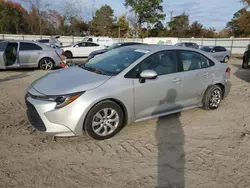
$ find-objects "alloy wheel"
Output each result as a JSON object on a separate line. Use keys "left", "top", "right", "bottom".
{"left": 92, "top": 108, "right": 120, "bottom": 136}
{"left": 209, "top": 89, "right": 221, "bottom": 108}
{"left": 40, "top": 59, "right": 53, "bottom": 70}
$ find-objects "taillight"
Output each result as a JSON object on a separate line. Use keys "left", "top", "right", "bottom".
{"left": 226, "top": 68, "right": 231, "bottom": 73}
{"left": 61, "top": 50, "right": 65, "bottom": 56}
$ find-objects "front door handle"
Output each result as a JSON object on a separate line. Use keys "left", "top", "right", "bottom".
{"left": 172, "top": 78, "right": 181, "bottom": 83}
{"left": 204, "top": 72, "right": 210, "bottom": 76}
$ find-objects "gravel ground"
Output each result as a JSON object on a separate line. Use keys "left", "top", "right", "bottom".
{"left": 0, "top": 58, "right": 250, "bottom": 188}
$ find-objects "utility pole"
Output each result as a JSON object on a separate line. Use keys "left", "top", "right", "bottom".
{"left": 169, "top": 11, "right": 173, "bottom": 22}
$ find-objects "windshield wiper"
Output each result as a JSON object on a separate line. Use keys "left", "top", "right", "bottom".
{"left": 79, "top": 64, "right": 107, "bottom": 75}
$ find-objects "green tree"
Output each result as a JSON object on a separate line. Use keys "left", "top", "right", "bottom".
{"left": 124, "top": 0, "right": 165, "bottom": 29}
{"left": 227, "top": 8, "right": 250, "bottom": 37}
{"left": 90, "top": 5, "right": 115, "bottom": 36}
{"left": 189, "top": 21, "right": 204, "bottom": 37}
{"left": 168, "top": 13, "right": 189, "bottom": 37}
{"left": 116, "top": 15, "right": 129, "bottom": 37}
{"left": 150, "top": 21, "right": 165, "bottom": 37}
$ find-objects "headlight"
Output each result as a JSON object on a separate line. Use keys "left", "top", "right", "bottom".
{"left": 30, "top": 92, "right": 84, "bottom": 109}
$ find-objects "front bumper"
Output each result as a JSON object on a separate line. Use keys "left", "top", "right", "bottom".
{"left": 25, "top": 90, "right": 94, "bottom": 137}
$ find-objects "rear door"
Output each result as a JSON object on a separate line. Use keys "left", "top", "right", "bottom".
{"left": 212, "top": 46, "right": 224, "bottom": 61}
{"left": 72, "top": 42, "right": 87, "bottom": 57}
{"left": 19, "top": 42, "right": 43, "bottom": 67}
{"left": 85, "top": 42, "right": 102, "bottom": 56}
{"left": 177, "top": 50, "right": 215, "bottom": 107}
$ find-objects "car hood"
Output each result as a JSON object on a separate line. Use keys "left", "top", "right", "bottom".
{"left": 31, "top": 66, "right": 111, "bottom": 95}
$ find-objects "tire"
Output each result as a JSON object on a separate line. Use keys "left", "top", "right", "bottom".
{"left": 39, "top": 58, "right": 55, "bottom": 70}
{"left": 202, "top": 85, "right": 223, "bottom": 110}
{"left": 223, "top": 56, "right": 229, "bottom": 63}
{"left": 242, "top": 62, "right": 248, "bottom": 69}
{"left": 64, "top": 51, "right": 73, "bottom": 59}
{"left": 84, "top": 100, "right": 125, "bottom": 140}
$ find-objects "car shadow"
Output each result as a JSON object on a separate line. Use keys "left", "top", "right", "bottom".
{"left": 232, "top": 63, "right": 250, "bottom": 83}
{"left": 154, "top": 88, "right": 185, "bottom": 188}
{"left": 0, "top": 72, "right": 29, "bottom": 82}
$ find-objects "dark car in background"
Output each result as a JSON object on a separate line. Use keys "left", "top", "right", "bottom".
{"left": 87, "top": 42, "right": 144, "bottom": 61}
{"left": 242, "top": 44, "right": 250, "bottom": 68}
{"left": 175, "top": 42, "right": 199, "bottom": 49}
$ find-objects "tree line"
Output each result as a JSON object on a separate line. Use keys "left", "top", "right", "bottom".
{"left": 0, "top": 0, "right": 249, "bottom": 38}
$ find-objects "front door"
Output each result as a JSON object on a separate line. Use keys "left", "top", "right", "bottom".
{"left": 73, "top": 42, "right": 87, "bottom": 57}
{"left": 178, "top": 50, "right": 215, "bottom": 107}
{"left": 129, "top": 50, "right": 183, "bottom": 120}
{"left": 4, "top": 42, "right": 19, "bottom": 68}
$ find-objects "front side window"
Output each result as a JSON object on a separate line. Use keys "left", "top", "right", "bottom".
{"left": 81, "top": 47, "right": 147, "bottom": 76}
{"left": 75, "top": 42, "right": 86, "bottom": 47}
{"left": 219, "top": 47, "right": 226, "bottom": 51}
{"left": 0, "top": 41, "right": 7, "bottom": 51}
{"left": 180, "top": 51, "right": 214, "bottom": 71}
{"left": 20, "top": 43, "right": 42, "bottom": 51}
{"left": 126, "top": 50, "right": 178, "bottom": 78}
{"left": 86, "top": 42, "right": 99, "bottom": 47}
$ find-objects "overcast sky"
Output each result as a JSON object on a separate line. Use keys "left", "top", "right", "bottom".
{"left": 16, "top": 0, "right": 244, "bottom": 31}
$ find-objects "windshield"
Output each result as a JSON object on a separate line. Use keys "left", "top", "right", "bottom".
{"left": 200, "top": 46, "right": 212, "bottom": 52}
{"left": 80, "top": 47, "right": 148, "bottom": 76}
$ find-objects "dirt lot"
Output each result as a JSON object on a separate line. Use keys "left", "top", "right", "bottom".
{"left": 0, "top": 58, "right": 250, "bottom": 188}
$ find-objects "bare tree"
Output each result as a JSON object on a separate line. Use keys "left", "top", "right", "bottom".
{"left": 127, "top": 11, "right": 138, "bottom": 37}
{"left": 22, "top": 0, "right": 50, "bottom": 35}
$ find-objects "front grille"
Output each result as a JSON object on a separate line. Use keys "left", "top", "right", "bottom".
{"left": 25, "top": 99, "right": 46, "bottom": 132}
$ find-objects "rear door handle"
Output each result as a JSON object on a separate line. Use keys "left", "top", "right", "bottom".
{"left": 172, "top": 78, "right": 181, "bottom": 83}
{"left": 204, "top": 72, "right": 210, "bottom": 76}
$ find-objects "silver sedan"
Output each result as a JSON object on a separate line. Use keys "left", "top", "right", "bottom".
{"left": 25, "top": 45, "right": 231, "bottom": 140}
{"left": 199, "top": 45, "right": 231, "bottom": 63}
{"left": 0, "top": 40, "right": 66, "bottom": 70}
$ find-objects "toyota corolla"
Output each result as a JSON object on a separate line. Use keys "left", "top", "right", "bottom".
{"left": 25, "top": 45, "right": 231, "bottom": 140}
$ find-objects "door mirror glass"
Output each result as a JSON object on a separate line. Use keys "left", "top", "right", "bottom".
{"left": 140, "top": 70, "right": 158, "bottom": 79}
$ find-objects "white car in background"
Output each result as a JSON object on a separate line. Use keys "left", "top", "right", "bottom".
{"left": 82, "top": 36, "right": 113, "bottom": 47}
{"left": 62, "top": 41, "right": 106, "bottom": 59}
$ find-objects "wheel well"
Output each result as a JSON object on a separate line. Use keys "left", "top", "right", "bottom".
{"left": 215, "top": 83, "right": 225, "bottom": 99}
{"left": 39, "top": 57, "right": 55, "bottom": 67}
{"left": 82, "top": 98, "right": 128, "bottom": 131}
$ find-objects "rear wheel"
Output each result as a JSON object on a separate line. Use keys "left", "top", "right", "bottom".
{"left": 203, "top": 85, "right": 223, "bottom": 110}
{"left": 39, "top": 58, "right": 54, "bottom": 70}
{"left": 224, "top": 56, "right": 229, "bottom": 63}
{"left": 84, "top": 100, "right": 124, "bottom": 140}
{"left": 64, "top": 51, "right": 72, "bottom": 59}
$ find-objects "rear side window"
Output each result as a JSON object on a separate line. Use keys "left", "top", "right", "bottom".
{"left": 179, "top": 51, "right": 214, "bottom": 71}
{"left": 0, "top": 41, "right": 7, "bottom": 51}
{"left": 20, "top": 42, "right": 42, "bottom": 51}
{"left": 87, "top": 38, "right": 93, "bottom": 42}
{"left": 213, "top": 47, "right": 221, "bottom": 52}
{"left": 38, "top": 39, "right": 49, "bottom": 43}
{"left": 86, "top": 42, "right": 99, "bottom": 47}
{"left": 219, "top": 47, "right": 226, "bottom": 51}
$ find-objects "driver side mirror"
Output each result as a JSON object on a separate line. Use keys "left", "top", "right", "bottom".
{"left": 212, "top": 50, "right": 215, "bottom": 53}
{"left": 75, "top": 45, "right": 79, "bottom": 48}
{"left": 139, "top": 70, "right": 158, "bottom": 83}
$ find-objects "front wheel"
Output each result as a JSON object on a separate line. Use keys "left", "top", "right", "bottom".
{"left": 203, "top": 85, "right": 223, "bottom": 110}
{"left": 84, "top": 100, "right": 125, "bottom": 140}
